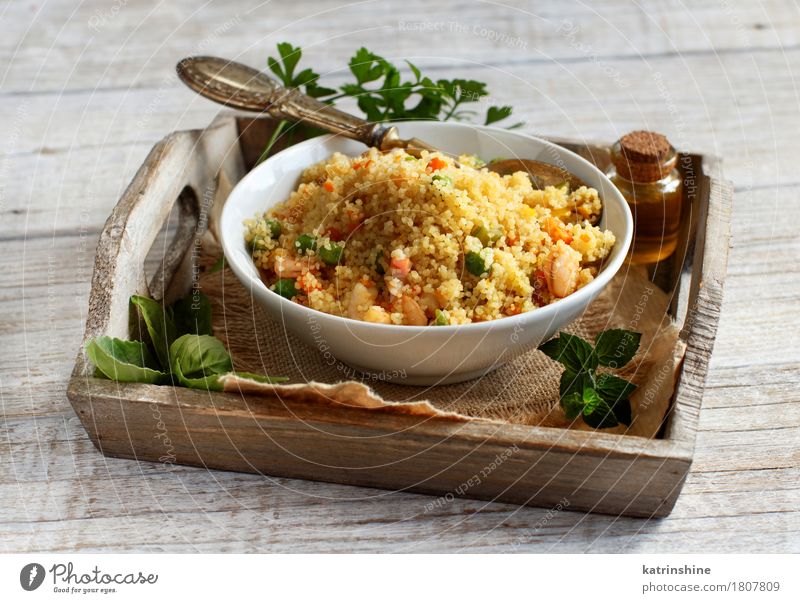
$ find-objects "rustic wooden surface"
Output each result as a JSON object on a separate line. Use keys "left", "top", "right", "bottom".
{"left": 1, "top": 0, "right": 798, "bottom": 552}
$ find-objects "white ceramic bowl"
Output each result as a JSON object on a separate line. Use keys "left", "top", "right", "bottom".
{"left": 221, "top": 121, "right": 632, "bottom": 385}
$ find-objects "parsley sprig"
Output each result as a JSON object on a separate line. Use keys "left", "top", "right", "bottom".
{"left": 539, "top": 329, "right": 642, "bottom": 429}
{"left": 259, "top": 42, "right": 522, "bottom": 160}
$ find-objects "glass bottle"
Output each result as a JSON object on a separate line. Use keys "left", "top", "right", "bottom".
{"left": 607, "top": 131, "right": 683, "bottom": 264}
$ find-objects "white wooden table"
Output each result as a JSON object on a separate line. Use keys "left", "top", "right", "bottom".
{"left": 2, "top": 0, "right": 798, "bottom": 553}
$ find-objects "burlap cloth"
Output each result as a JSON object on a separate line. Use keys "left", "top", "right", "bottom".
{"left": 202, "top": 241, "right": 685, "bottom": 439}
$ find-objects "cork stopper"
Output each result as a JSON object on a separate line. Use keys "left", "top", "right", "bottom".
{"left": 611, "top": 130, "right": 676, "bottom": 182}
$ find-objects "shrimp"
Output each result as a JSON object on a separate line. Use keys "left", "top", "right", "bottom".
{"left": 401, "top": 295, "right": 428, "bottom": 326}
{"left": 363, "top": 305, "right": 392, "bottom": 324}
{"left": 348, "top": 282, "right": 378, "bottom": 320}
{"left": 273, "top": 253, "right": 306, "bottom": 278}
{"left": 545, "top": 242, "right": 581, "bottom": 298}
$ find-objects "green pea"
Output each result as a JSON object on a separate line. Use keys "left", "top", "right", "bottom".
{"left": 318, "top": 242, "right": 343, "bottom": 266}
{"left": 266, "top": 218, "right": 282, "bottom": 239}
{"left": 434, "top": 309, "right": 449, "bottom": 326}
{"left": 272, "top": 278, "right": 298, "bottom": 299}
{"left": 465, "top": 251, "right": 490, "bottom": 277}
{"left": 294, "top": 234, "right": 317, "bottom": 254}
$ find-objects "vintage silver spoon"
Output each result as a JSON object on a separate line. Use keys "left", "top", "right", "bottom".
{"left": 176, "top": 56, "right": 581, "bottom": 187}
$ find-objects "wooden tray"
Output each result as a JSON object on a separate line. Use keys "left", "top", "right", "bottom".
{"left": 66, "top": 115, "right": 732, "bottom": 518}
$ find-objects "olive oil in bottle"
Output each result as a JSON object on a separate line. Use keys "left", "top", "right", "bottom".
{"left": 607, "top": 131, "right": 683, "bottom": 264}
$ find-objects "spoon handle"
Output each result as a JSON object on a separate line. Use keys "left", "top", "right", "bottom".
{"left": 177, "top": 56, "right": 395, "bottom": 148}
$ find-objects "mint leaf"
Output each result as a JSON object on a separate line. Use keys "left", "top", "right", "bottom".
{"left": 559, "top": 368, "right": 592, "bottom": 399}
{"left": 581, "top": 388, "right": 619, "bottom": 429}
{"left": 595, "top": 372, "right": 637, "bottom": 403}
{"left": 594, "top": 329, "right": 641, "bottom": 368}
{"left": 561, "top": 391, "right": 584, "bottom": 420}
{"left": 539, "top": 331, "right": 597, "bottom": 373}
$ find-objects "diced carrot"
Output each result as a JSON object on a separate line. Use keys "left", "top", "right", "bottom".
{"left": 390, "top": 256, "right": 411, "bottom": 278}
{"left": 323, "top": 180, "right": 335, "bottom": 192}
{"left": 545, "top": 217, "right": 573, "bottom": 244}
{"left": 427, "top": 157, "right": 447, "bottom": 172}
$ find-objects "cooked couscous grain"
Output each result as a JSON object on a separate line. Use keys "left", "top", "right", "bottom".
{"left": 244, "top": 148, "right": 615, "bottom": 325}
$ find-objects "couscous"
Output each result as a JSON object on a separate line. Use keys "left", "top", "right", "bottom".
{"left": 244, "top": 148, "right": 615, "bottom": 326}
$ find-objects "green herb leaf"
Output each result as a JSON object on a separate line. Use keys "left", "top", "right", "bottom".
{"left": 86, "top": 336, "right": 166, "bottom": 384}
{"left": 559, "top": 368, "right": 593, "bottom": 399}
{"left": 485, "top": 105, "right": 513, "bottom": 125}
{"left": 538, "top": 331, "right": 598, "bottom": 373}
{"left": 172, "top": 290, "right": 213, "bottom": 337}
{"left": 594, "top": 329, "right": 641, "bottom": 367}
{"left": 581, "top": 387, "right": 620, "bottom": 429}
{"left": 130, "top": 295, "right": 177, "bottom": 370}
{"left": 169, "top": 334, "right": 232, "bottom": 380}
{"left": 561, "top": 391, "right": 585, "bottom": 421}
{"left": 595, "top": 372, "right": 637, "bottom": 404}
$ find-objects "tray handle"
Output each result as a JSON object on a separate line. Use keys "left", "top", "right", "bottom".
{"left": 75, "top": 118, "right": 242, "bottom": 375}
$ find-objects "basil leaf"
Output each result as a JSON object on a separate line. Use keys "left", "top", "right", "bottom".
{"left": 172, "top": 290, "right": 213, "bottom": 336}
{"left": 595, "top": 373, "right": 637, "bottom": 404}
{"left": 539, "top": 332, "right": 598, "bottom": 372}
{"left": 86, "top": 336, "right": 166, "bottom": 384}
{"left": 171, "top": 356, "right": 224, "bottom": 391}
{"left": 594, "top": 329, "right": 641, "bottom": 368}
{"left": 130, "top": 295, "right": 176, "bottom": 370}
{"left": 169, "top": 334, "right": 232, "bottom": 379}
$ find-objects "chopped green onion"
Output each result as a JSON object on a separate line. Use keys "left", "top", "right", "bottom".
{"left": 434, "top": 309, "right": 449, "bottom": 326}
{"left": 266, "top": 218, "right": 282, "bottom": 238}
{"left": 272, "top": 278, "right": 298, "bottom": 299}
{"left": 470, "top": 223, "right": 503, "bottom": 247}
{"left": 318, "top": 242, "right": 344, "bottom": 266}
{"left": 294, "top": 234, "right": 317, "bottom": 254}
{"left": 432, "top": 174, "right": 453, "bottom": 186}
{"left": 246, "top": 234, "right": 265, "bottom": 254}
{"left": 373, "top": 248, "right": 386, "bottom": 275}
{"left": 404, "top": 155, "right": 416, "bottom": 161}
{"left": 465, "top": 251, "right": 490, "bottom": 277}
